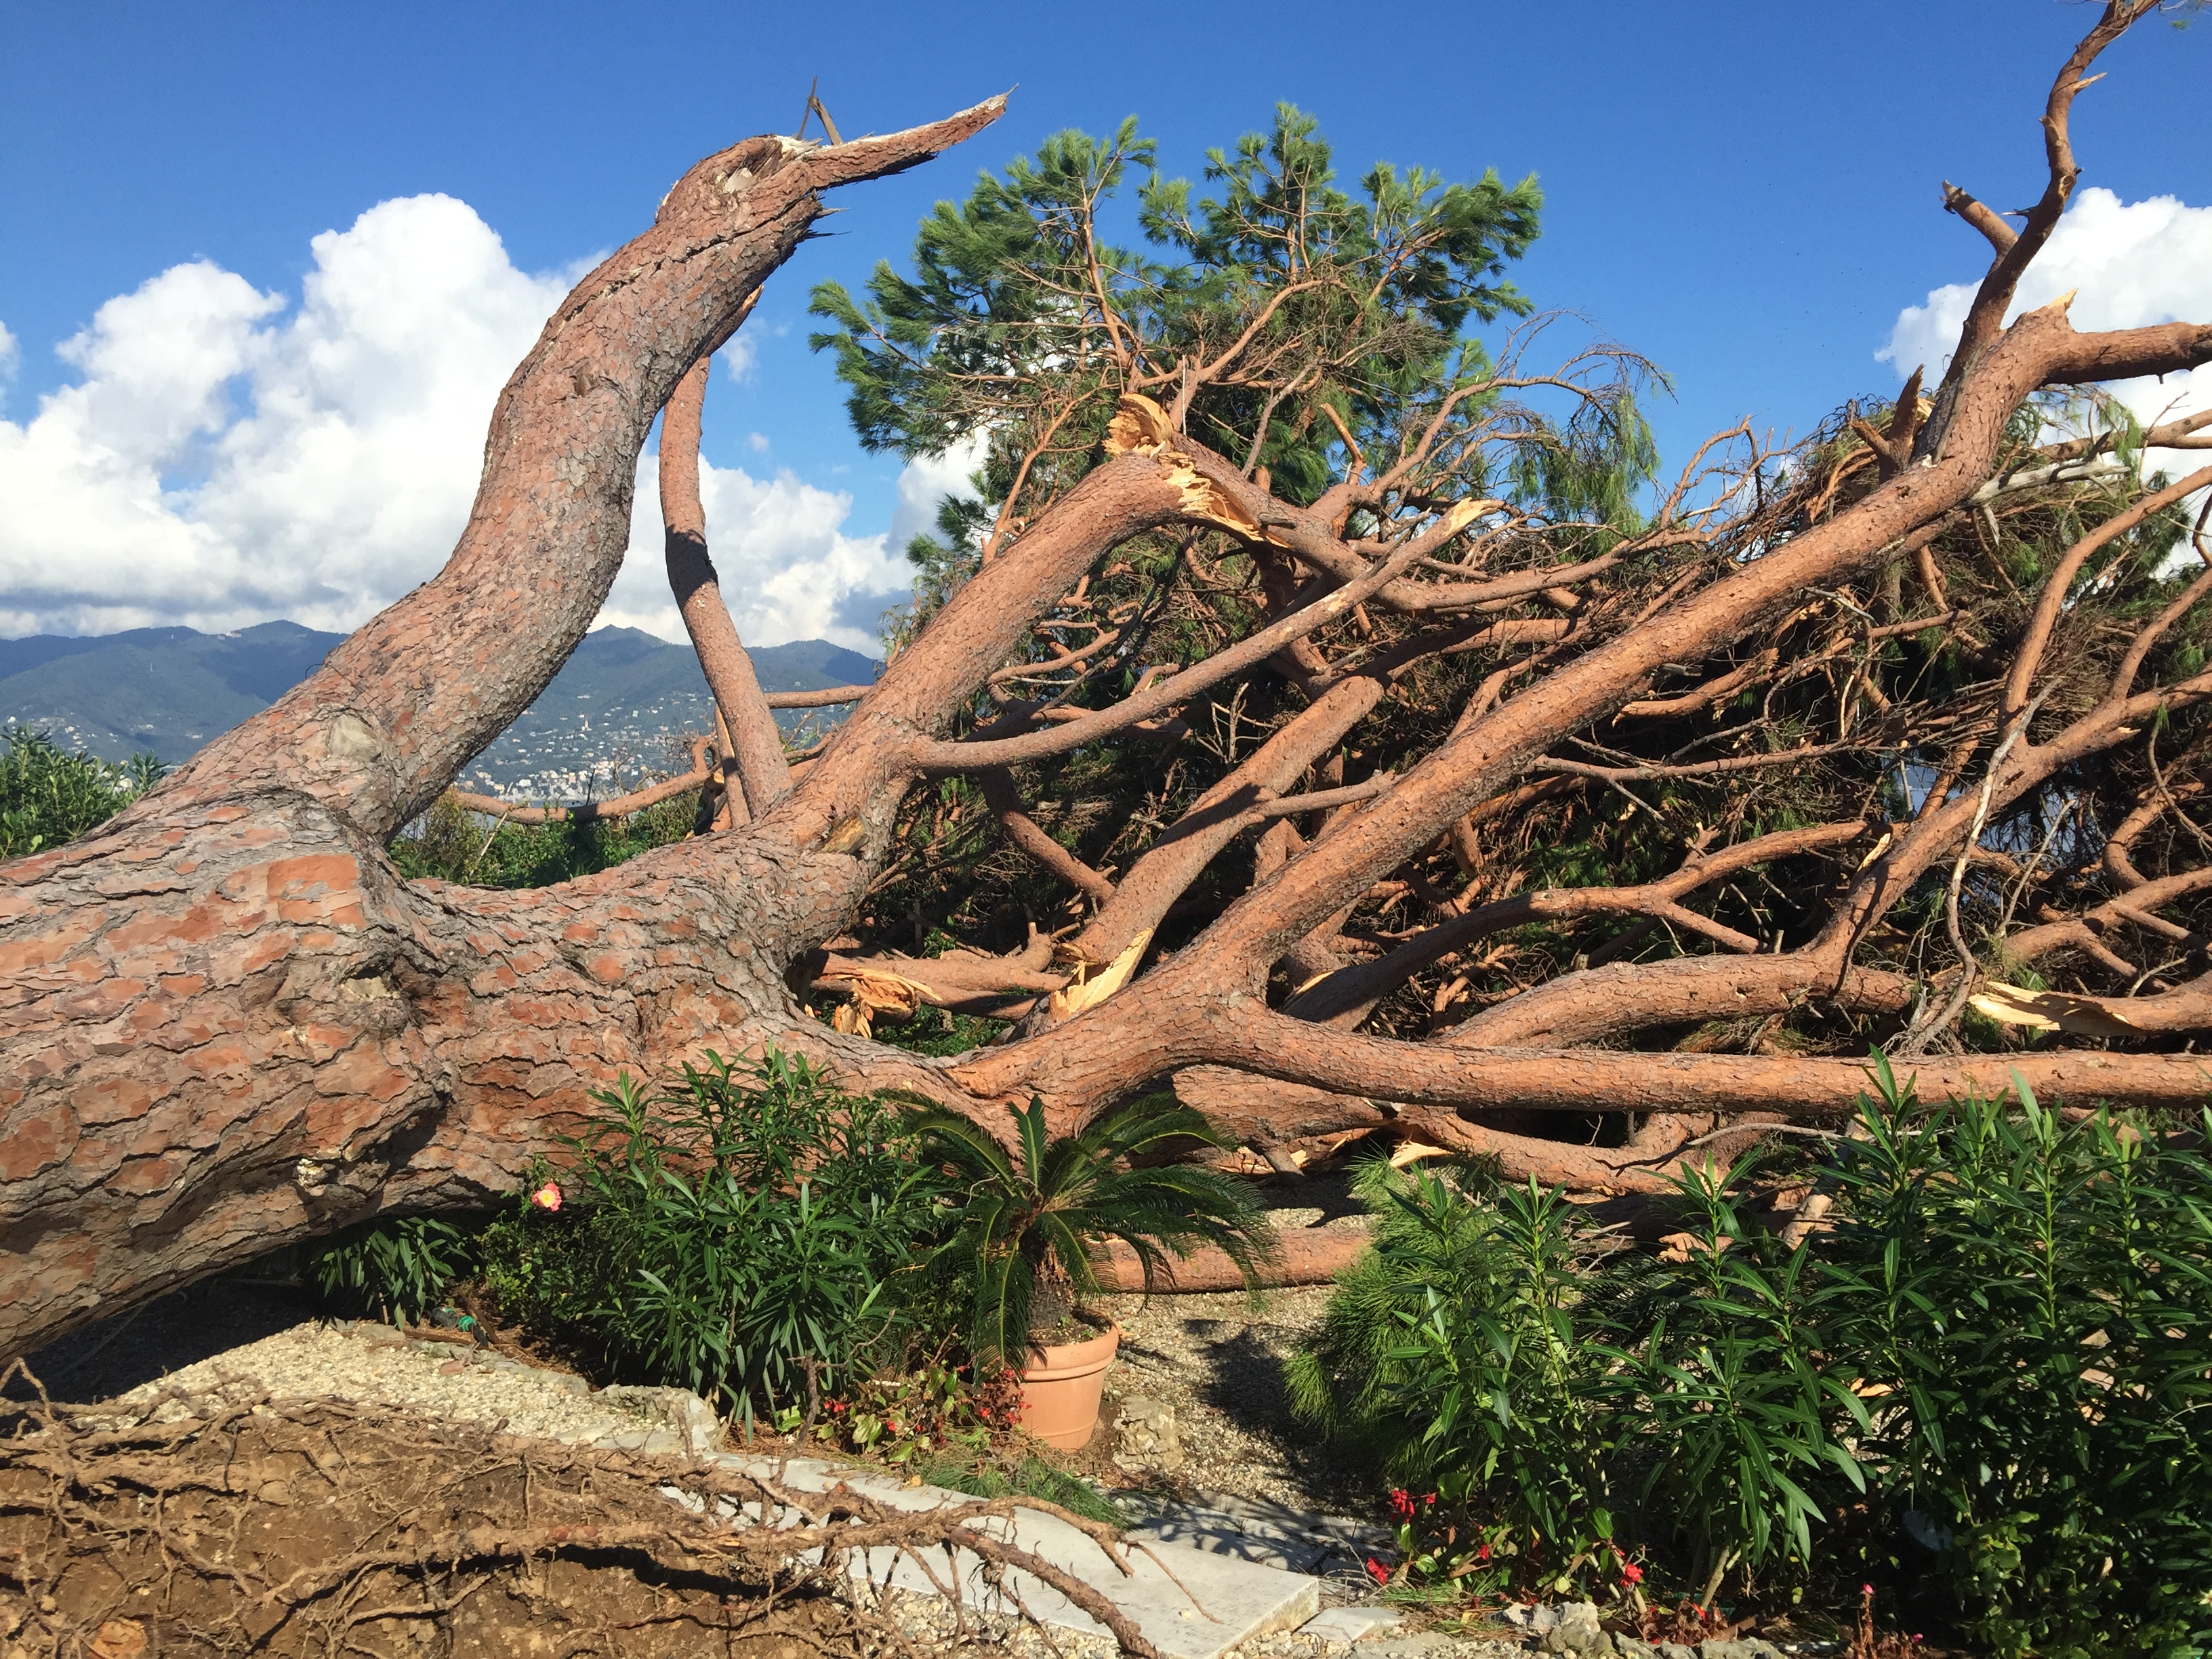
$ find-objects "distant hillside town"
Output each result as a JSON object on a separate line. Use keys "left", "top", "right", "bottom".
{"left": 0, "top": 623, "right": 878, "bottom": 802}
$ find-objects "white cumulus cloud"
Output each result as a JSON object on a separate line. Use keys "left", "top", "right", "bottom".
{"left": 1881, "top": 187, "right": 2212, "bottom": 476}
{"left": 889, "top": 432, "right": 988, "bottom": 553}
{"left": 601, "top": 457, "right": 916, "bottom": 654}
{"left": 0, "top": 194, "right": 943, "bottom": 653}
{"left": 594, "top": 428, "right": 987, "bottom": 653}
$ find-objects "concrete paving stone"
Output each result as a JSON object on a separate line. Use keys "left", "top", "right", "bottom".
{"left": 1122, "top": 1488, "right": 1389, "bottom": 1576}
{"left": 695, "top": 1451, "right": 1321, "bottom": 1659}
{"left": 1298, "top": 1604, "right": 1407, "bottom": 1643}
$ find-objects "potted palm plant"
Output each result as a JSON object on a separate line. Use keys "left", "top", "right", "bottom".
{"left": 907, "top": 1093, "right": 1275, "bottom": 1449}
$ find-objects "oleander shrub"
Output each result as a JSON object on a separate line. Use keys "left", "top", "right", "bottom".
{"left": 480, "top": 1049, "right": 952, "bottom": 1420}
{"left": 308, "top": 1214, "right": 478, "bottom": 1327}
{"left": 1809, "top": 1066, "right": 2212, "bottom": 1656}
{"left": 1292, "top": 1059, "right": 2212, "bottom": 1651}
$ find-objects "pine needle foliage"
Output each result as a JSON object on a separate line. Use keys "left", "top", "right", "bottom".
{"left": 812, "top": 107, "right": 1546, "bottom": 501}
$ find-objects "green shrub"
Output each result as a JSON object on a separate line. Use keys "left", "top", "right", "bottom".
{"left": 1288, "top": 1160, "right": 1623, "bottom": 1597}
{"left": 1292, "top": 1062, "right": 2212, "bottom": 1650}
{"left": 1598, "top": 1155, "right": 1868, "bottom": 1611}
{"left": 388, "top": 788, "right": 699, "bottom": 888}
{"left": 0, "top": 726, "right": 162, "bottom": 859}
{"left": 480, "top": 1050, "right": 949, "bottom": 1420}
{"left": 308, "top": 1213, "right": 478, "bottom": 1326}
{"left": 1810, "top": 1065, "right": 2212, "bottom": 1656}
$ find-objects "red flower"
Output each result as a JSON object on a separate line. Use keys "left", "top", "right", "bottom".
{"left": 1387, "top": 1489, "right": 1416, "bottom": 1521}
{"left": 1620, "top": 1563, "right": 1643, "bottom": 1585}
{"left": 529, "top": 1181, "right": 562, "bottom": 1212}
{"left": 1366, "top": 1557, "right": 1391, "bottom": 1586}
{"left": 1477, "top": 1542, "right": 1492, "bottom": 1562}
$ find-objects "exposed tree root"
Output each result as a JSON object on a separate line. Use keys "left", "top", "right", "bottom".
{"left": 0, "top": 1365, "right": 1166, "bottom": 1658}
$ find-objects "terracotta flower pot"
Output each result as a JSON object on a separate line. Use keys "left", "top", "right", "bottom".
{"left": 1017, "top": 1320, "right": 1121, "bottom": 1450}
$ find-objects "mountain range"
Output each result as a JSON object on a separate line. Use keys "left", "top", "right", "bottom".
{"left": 0, "top": 622, "right": 878, "bottom": 798}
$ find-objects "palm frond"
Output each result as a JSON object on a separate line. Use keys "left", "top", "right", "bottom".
{"left": 906, "top": 1091, "right": 1276, "bottom": 1360}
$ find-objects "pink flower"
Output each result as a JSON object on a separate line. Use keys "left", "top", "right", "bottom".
{"left": 1862, "top": 1584, "right": 1875, "bottom": 1599}
{"left": 1366, "top": 1558, "right": 1391, "bottom": 1586}
{"left": 530, "top": 1181, "right": 562, "bottom": 1212}
{"left": 1620, "top": 1563, "right": 1643, "bottom": 1585}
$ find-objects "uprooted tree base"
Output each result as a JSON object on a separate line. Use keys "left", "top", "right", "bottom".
{"left": 7, "top": 2, "right": 2212, "bottom": 1359}
{"left": 0, "top": 1373, "right": 1165, "bottom": 1659}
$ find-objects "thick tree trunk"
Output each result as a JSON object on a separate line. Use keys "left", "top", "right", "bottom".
{"left": 0, "top": 104, "right": 1012, "bottom": 1359}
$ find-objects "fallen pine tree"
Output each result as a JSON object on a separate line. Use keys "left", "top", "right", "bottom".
{"left": 5, "top": 2, "right": 2212, "bottom": 1358}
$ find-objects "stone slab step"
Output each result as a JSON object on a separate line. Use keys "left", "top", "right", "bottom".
{"left": 691, "top": 1452, "right": 1321, "bottom": 1659}
{"left": 1121, "top": 1488, "right": 1390, "bottom": 1578}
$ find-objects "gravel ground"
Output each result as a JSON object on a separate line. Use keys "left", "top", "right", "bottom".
{"left": 1084, "top": 1179, "right": 1378, "bottom": 1517}
{"left": 18, "top": 1277, "right": 699, "bottom": 1451}
{"left": 100, "top": 1319, "right": 664, "bottom": 1443}
{"left": 876, "top": 1586, "right": 1525, "bottom": 1659}
{"left": 1091, "top": 1281, "right": 1369, "bottom": 1515}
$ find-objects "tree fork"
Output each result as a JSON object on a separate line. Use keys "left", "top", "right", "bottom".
{"left": 0, "top": 100, "right": 1013, "bottom": 1360}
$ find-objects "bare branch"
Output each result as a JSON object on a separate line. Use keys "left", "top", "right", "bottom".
{"left": 661, "top": 346, "right": 793, "bottom": 817}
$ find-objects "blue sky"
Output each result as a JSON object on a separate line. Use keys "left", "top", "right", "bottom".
{"left": 2, "top": 1, "right": 2208, "bottom": 647}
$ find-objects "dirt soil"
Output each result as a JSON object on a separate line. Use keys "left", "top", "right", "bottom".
{"left": 0, "top": 1378, "right": 1172, "bottom": 1659}
{"left": 0, "top": 1393, "right": 847, "bottom": 1657}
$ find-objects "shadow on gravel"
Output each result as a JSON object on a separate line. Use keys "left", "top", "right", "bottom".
{"left": 1195, "top": 1326, "right": 1369, "bottom": 1511}
{"left": 14, "top": 1273, "right": 314, "bottom": 1404}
